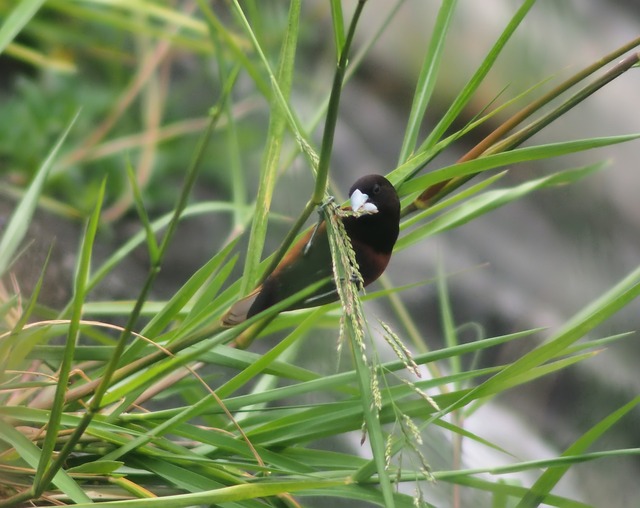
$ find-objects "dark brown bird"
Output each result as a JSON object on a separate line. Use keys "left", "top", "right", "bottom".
{"left": 221, "top": 174, "right": 400, "bottom": 326}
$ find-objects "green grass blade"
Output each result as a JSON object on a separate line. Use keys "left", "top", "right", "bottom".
{"left": 117, "top": 238, "right": 239, "bottom": 365}
{"left": 436, "top": 262, "right": 640, "bottom": 420}
{"left": 398, "top": 133, "right": 638, "bottom": 198}
{"left": 85, "top": 202, "right": 242, "bottom": 296}
{"left": 195, "top": 1, "right": 270, "bottom": 96}
{"left": 321, "top": 201, "right": 395, "bottom": 505}
{"left": 126, "top": 160, "right": 159, "bottom": 261}
{"left": 490, "top": 52, "right": 640, "bottom": 156}
{"left": 208, "top": 26, "right": 244, "bottom": 227}
{"left": 68, "top": 480, "right": 347, "bottom": 508}
{"left": 456, "top": 39, "right": 640, "bottom": 167}
{"left": 397, "top": 162, "right": 606, "bottom": 251}
{"left": 402, "top": 0, "right": 537, "bottom": 180}
{"left": 435, "top": 449, "right": 640, "bottom": 480}
{"left": 515, "top": 396, "right": 640, "bottom": 508}
{"left": 329, "top": 0, "right": 345, "bottom": 56}
{"left": 185, "top": 254, "right": 239, "bottom": 321}
{"left": 0, "top": 110, "right": 80, "bottom": 277}
{"left": 240, "top": 0, "right": 300, "bottom": 293}
{"left": 300, "top": 485, "right": 423, "bottom": 508}
{"left": 439, "top": 476, "right": 591, "bottom": 508}
{"left": 215, "top": 309, "right": 325, "bottom": 399}
{"left": 400, "top": 170, "right": 508, "bottom": 231}
{"left": 0, "top": 0, "right": 46, "bottom": 54}
{"left": 33, "top": 178, "right": 105, "bottom": 494}
{"left": 0, "top": 419, "right": 91, "bottom": 504}
{"left": 131, "top": 458, "right": 265, "bottom": 508}
{"left": 199, "top": 0, "right": 316, "bottom": 171}
{"left": 246, "top": 0, "right": 367, "bottom": 289}
{"left": 217, "top": 64, "right": 246, "bottom": 230}
{"left": 437, "top": 261, "right": 461, "bottom": 380}
{"left": 313, "top": 0, "right": 366, "bottom": 202}
{"left": 398, "top": 0, "right": 458, "bottom": 163}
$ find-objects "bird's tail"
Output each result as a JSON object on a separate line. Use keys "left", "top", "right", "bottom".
{"left": 220, "top": 287, "right": 261, "bottom": 326}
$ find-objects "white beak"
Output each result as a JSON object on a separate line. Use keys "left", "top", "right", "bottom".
{"left": 350, "top": 188, "right": 378, "bottom": 213}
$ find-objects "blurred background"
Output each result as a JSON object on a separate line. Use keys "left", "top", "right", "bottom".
{"left": 1, "top": 1, "right": 639, "bottom": 506}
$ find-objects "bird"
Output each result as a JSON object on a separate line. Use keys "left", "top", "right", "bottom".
{"left": 221, "top": 174, "right": 400, "bottom": 326}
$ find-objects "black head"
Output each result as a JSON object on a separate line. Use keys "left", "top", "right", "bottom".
{"left": 348, "top": 174, "right": 400, "bottom": 220}
{"left": 345, "top": 174, "right": 400, "bottom": 254}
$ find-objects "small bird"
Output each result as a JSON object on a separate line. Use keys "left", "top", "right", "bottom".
{"left": 221, "top": 174, "right": 400, "bottom": 326}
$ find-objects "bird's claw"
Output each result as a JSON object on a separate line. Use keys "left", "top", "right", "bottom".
{"left": 304, "top": 196, "right": 336, "bottom": 255}
{"left": 320, "top": 196, "right": 335, "bottom": 210}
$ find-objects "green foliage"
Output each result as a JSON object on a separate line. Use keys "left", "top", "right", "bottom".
{"left": 0, "top": 1, "right": 639, "bottom": 507}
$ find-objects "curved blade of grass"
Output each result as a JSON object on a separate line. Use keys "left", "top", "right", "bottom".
{"left": 95, "top": 277, "right": 333, "bottom": 408}
{"left": 66, "top": 460, "right": 123, "bottom": 475}
{"left": 432, "top": 262, "right": 640, "bottom": 423}
{"left": 300, "top": 485, "right": 423, "bottom": 508}
{"left": 457, "top": 38, "right": 640, "bottom": 166}
{"left": 398, "top": 133, "right": 638, "bottom": 200}
{"left": 131, "top": 458, "right": 266, "bottom": 508}
{"left": 126, "top": 159, "right": 159, "bottom": 261}
{"left": 68, "top": 479, "right": 347, "bottom": 508}
{"left": 398, "top": 0, "right": 458, "bottom": 163}
{"left": 445, "top": 476, "right": 591, "bottom": 508}
{"left": 397, "top": 161, "right": 606, "bottom": 251}
{"left": 85, "top": 201, "right": 245, "bottom": 297}
{"left": 400, "top": 170, "right": 508, "bottom": 231}
{"left": 515, "top": 396, "right": 640, "bottom": 508}
{"left": 489, "top": 51, "right": 640, "bottom": 157}
{"left": 0, "top": 0, "right": 45, "bottom": 54}
{"left": 407, "top": 46, "right": 640, "bottom": 210}
{"left": 475, "top": 350, "right": 601, "bottom": 406}
{"left": 0, "top": 110, "right": 79, "bottom": 277}
{"left": 116, "top": 238, "right": 239, "bottom": 365}
{"left": 435, "top": 449, "right": 640, "bottom": 480}
{"left": 354, "top": 348, "right": 604, "bottom": 482}
{"left": 0, "top": 419, "right": 91, "bottom": 504}
{"left": 32, "top": 178, "right": 105, "bottom": 497}
{"left": 255, "top": 0, "right": 368, "bottom": 289}
{"left": 395, "top": 0, "right": 537, "bottom": 184}
{"left": 437, "top": 259, "right": 461, "bottom": 381}
{"left": 212, "top": 58, "right": 245, "bottom": 229}
{"left": 564, "top": 331, "right": 635, "bottom": 355}
{"left": 240, "top": 0, "right": 300, "bottom": 293}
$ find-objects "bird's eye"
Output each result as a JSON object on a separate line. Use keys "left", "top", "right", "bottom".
{"left": 372, "top": 184, "right": 381, "bottom": 194}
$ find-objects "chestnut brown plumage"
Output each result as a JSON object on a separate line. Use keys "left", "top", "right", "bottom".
{"left": 221, "top": 174, "right": 400, "bottom": 326}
